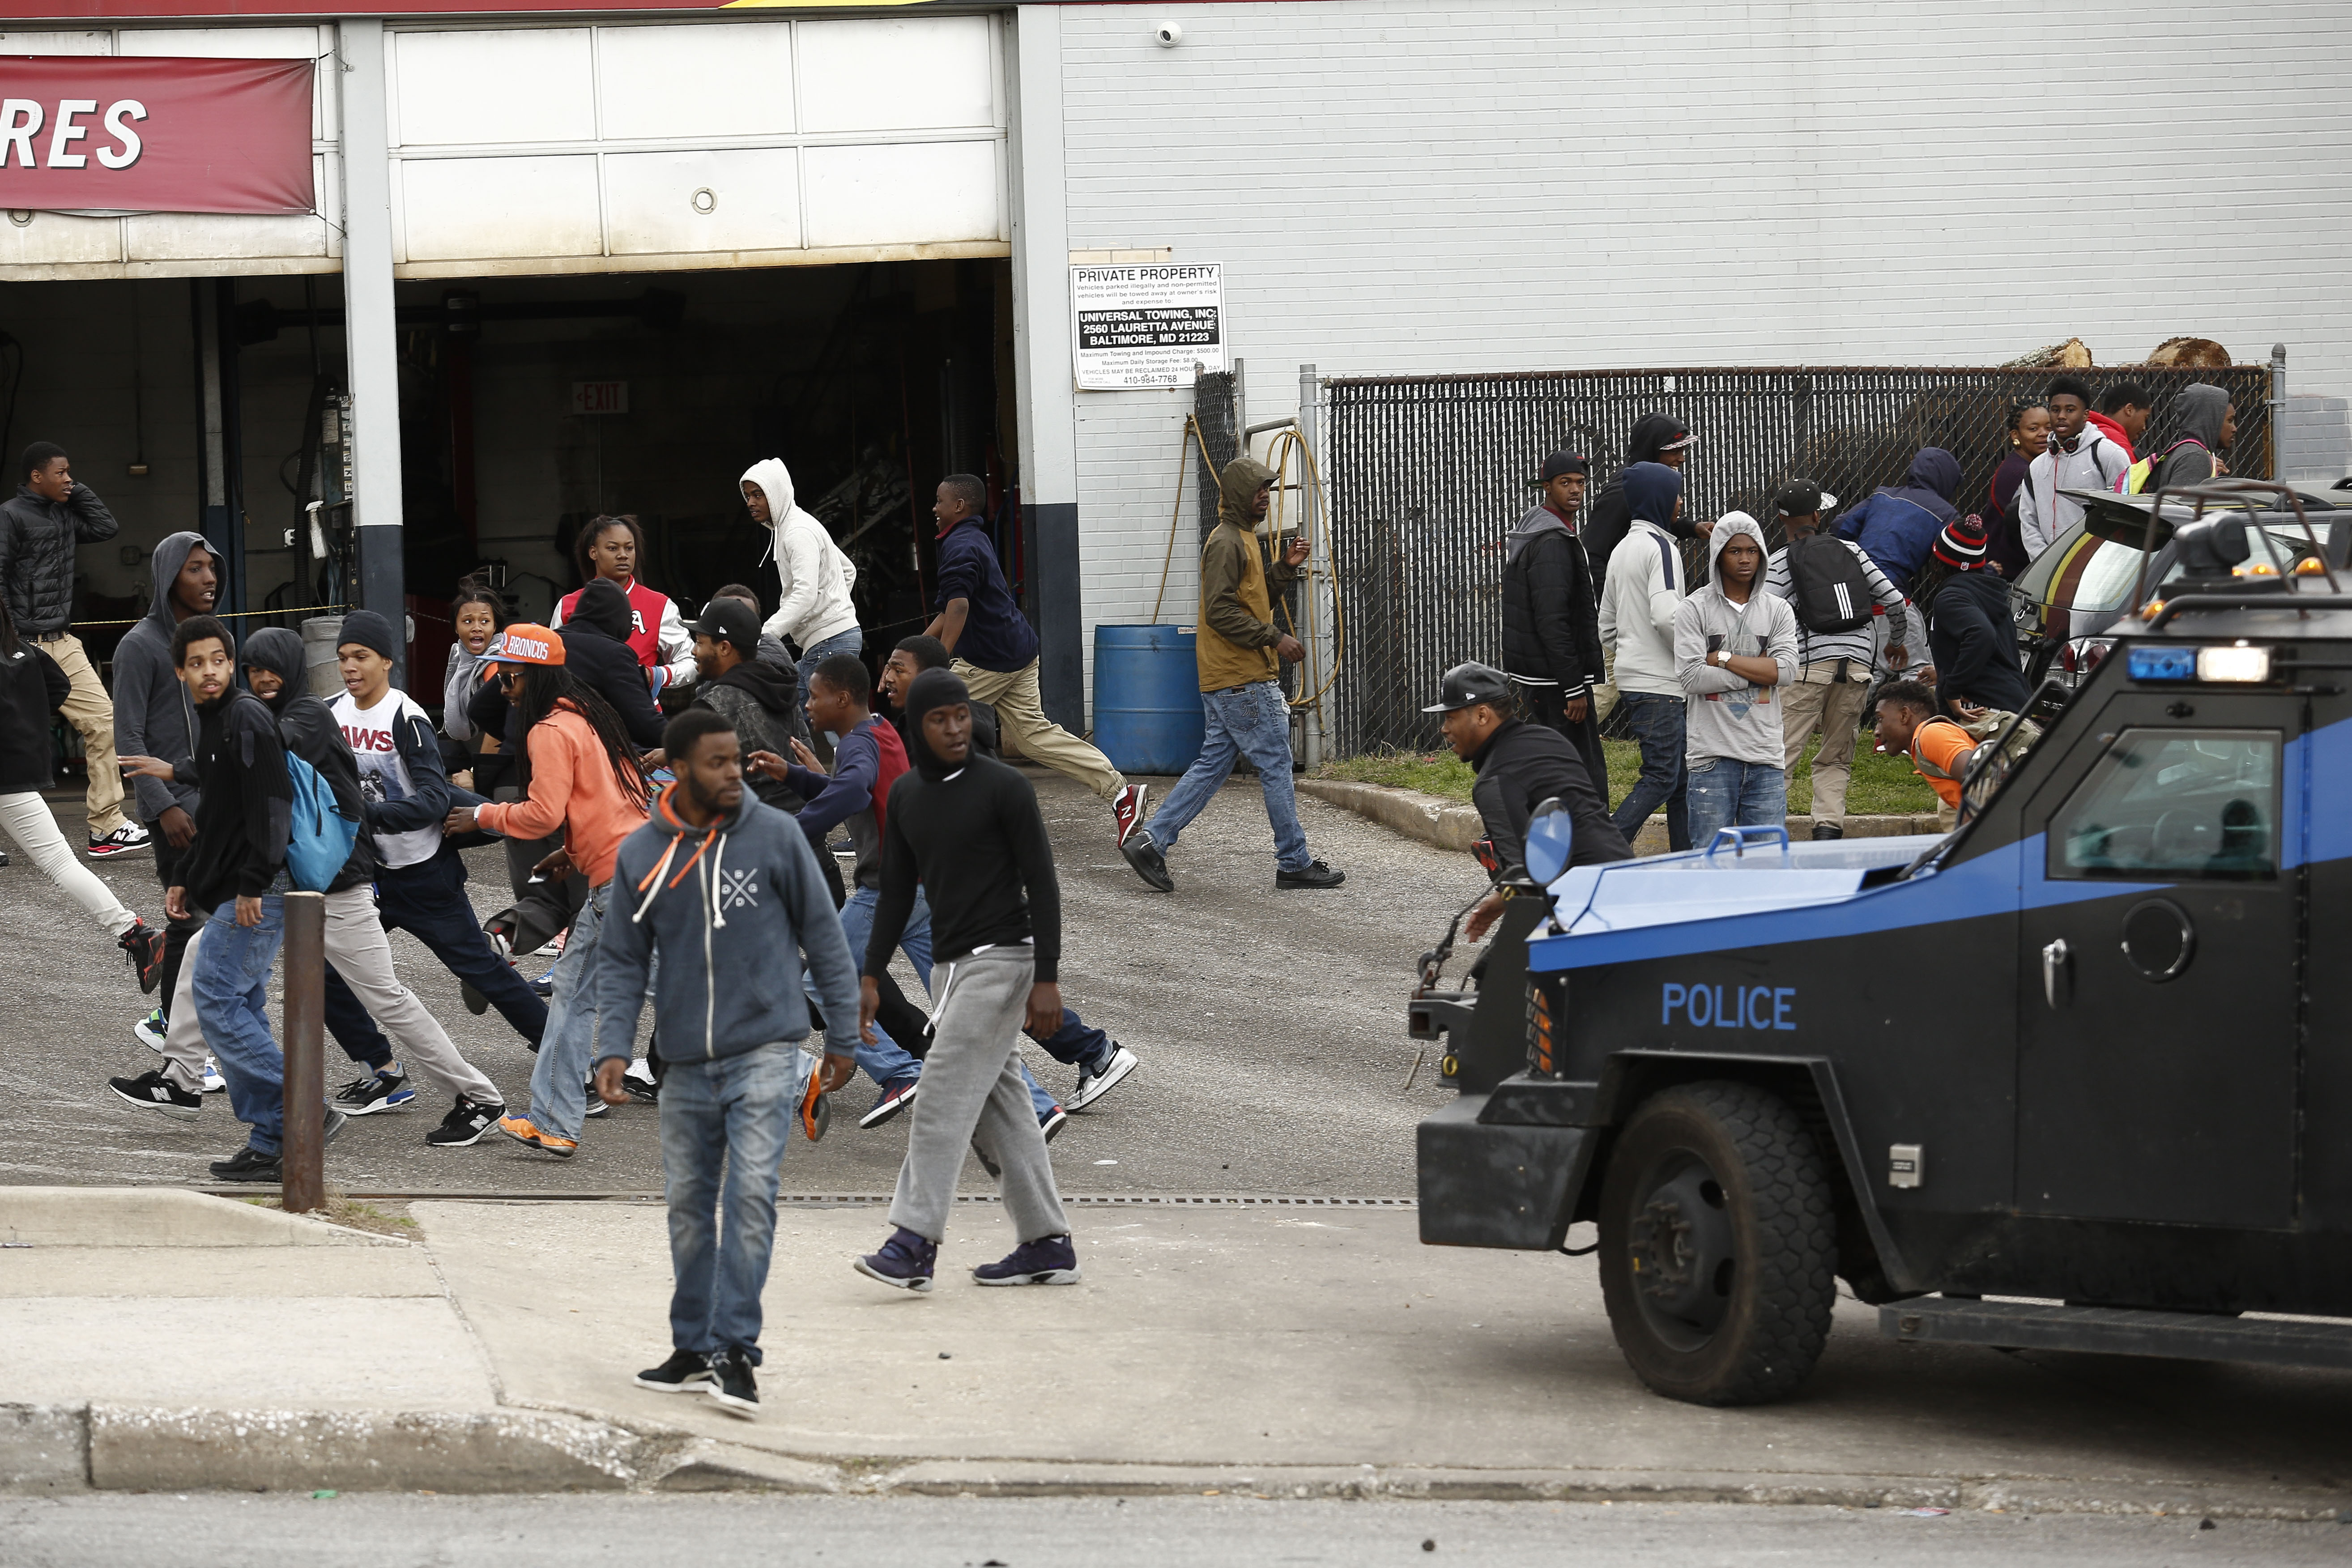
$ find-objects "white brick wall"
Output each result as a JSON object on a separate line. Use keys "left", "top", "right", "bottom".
{"left": 1035, "top": 0, "right": 2352, "bottom": 699}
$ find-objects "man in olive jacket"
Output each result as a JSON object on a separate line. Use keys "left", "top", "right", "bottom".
{"left": 1121, "top": 457, "right": 1343, "bottom": 894}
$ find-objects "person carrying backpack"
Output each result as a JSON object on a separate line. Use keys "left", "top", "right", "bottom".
{"left": 1833, "top": 447, "right": 1963, "bottom": 593}
{"left": 1763, "top": 482, "right": 1915, "bottom": 841}
{"left": 2124, "top": 384, "right": 2235, "bottom": 494}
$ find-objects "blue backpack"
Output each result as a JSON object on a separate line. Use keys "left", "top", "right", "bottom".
{"left": 285, "top": 752, "right": 361, "bottom": 892}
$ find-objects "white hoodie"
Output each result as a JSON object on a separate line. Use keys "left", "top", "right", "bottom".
{"left": 1597, "top": 516, "right": 1686, "bottom": 697}
{"left": 742, "top": 458, "right": 860, "bottom": 651}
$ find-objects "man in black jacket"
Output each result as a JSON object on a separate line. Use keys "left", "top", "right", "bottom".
{"left": 1581, "top": 413, "right": 1703, "bottom": 589}
{"left": 1501, "top": 449, "right": 1606, "bottom": 788}
{"left": 1427, "top": 662, "right": 1633, "bottom": 942}
{"left": 1919, "top": 516, "right": 2030, "bottom": 715}
{"left": 0, "top": 442, "right": 141, "bottom": 856}
{"left": 134, "top": 616, "right": 345, "bottom": 1182}
{"left": 686, "top": 595, "right": 807, "bottom": 811}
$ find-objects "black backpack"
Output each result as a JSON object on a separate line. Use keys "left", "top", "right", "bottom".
{"left": 1783, "top": 534, "right": 1874, "bottom": 633}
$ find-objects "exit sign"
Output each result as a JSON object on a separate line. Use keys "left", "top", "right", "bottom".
{"left": 571, "top": 380, "right": 629, "bottom": 415}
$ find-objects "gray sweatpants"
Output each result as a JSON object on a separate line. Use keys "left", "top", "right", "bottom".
{"left": 162, "top": 885, "right": 500, "bottom": 1106}
{"left": 889, "top": 945, "right": 1070, "bottom": 1244}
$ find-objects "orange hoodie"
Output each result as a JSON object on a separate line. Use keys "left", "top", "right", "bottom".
{"left": 473, "top": 701, "right": 649, "bottom": 886}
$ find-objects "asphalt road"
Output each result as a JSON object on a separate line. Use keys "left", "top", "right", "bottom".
{"left": 6, "top": 1495, "right": 2345, "bottom": 1568}
{"left": 7, "top": 769, "right": 1487, "bottom": 1196}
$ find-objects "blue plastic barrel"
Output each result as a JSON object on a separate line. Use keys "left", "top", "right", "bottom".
{"left": 1092, "top": 624, "right": 1205, "bottom": 776}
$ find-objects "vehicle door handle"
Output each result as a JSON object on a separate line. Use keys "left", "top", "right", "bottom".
{"left": 2042, "top": 938, "right": 2071, "bottom": 1009}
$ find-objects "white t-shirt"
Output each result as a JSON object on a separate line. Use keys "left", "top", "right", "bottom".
{"left": 331, "top": 688, "right": 443, "bottom": 869}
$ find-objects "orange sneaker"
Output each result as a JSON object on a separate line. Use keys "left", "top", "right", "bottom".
{"left": 497, "top": 1114, "right": 577, "bottom": 1158}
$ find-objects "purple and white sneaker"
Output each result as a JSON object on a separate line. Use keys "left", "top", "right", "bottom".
{"left": 973, "top": 1233, "right": 1081, "bottom": 1287}
{"left": 853, "top": 1226, "right": 937, "bottom": 1293}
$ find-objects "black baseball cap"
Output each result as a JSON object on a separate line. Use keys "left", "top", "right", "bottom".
{"left": 688, "top": 595, "right": 762, "bottom": 652}
{"left": 1528, "top": 450, "right": 1590, "bottom": 486}
{"left": 1422, "top": 661, "right": 1515, "bottom": 714}
{"left": 1772, "top": 481, "right": 1838, "bottom": 518}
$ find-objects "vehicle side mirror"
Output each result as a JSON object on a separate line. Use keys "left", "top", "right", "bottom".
{"left": 1524, "top": 797, "right": 1574, "bottom": 886}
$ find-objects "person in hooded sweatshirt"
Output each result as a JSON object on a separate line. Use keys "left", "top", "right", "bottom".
{"left": 851, "top": 668, "right": 1081, "bottom": 1294}
{"left": 1121, "top": 458, "right": 1341, "bottom": 893}
{"left": 112, "top": 532, "right": 219, "bottom": 1052}
{"left": 1500, "top": 449, "right": 1607, "bottom": 790}
{"left": 550, "top": 513, "right": 697, "bottom": 695}
{"left": 1581, "top": 413, "right": 1702, "bottom": 589}
{"left": 740, "top": 458, "right": 862, "bottom": 715}
{"left": 1913, "top": 516, "right": 2031, "bottom": 716}
{"left": 685, "top": 594, "right": 808, "bottom": 812}
{"left": 126, "top": 615, "right": 345, "bottom": 1183}
{"left": 2136, "top": 384, "right": 2235, "bottom": 493}
{"left": 1833, "top": 447, "right": 1964, "bottom": 593}
{"left": 593, "top": 706, "right": 861, "bottom": 1419}
{"left": 1675, "top": 513, "right": 1800, "bottom": 845}
{"left": 1596, "top": 462, "right": 1692, "bottom": 851}
{"left": 2012, "top": 376, "right": 2130, "bottom": 559}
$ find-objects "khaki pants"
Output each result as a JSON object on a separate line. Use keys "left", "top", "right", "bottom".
{"left": 1780, "top": 665, "right": 1868, "bottom": 827}
{"left": 35, "top": 632, "right": 127, "bottom": 835}
{"left": 950, "top": 657, "right": 1126, "bottom": 802}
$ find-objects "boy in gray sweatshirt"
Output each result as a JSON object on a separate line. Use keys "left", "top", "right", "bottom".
{"left": 1674, "top": 511, "right": 1800, "bottom": 845}
{"left": 592, "top": 706, "right": 861, "bottom": 1420}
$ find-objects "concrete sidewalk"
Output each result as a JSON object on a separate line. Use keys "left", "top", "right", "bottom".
{"left": 4, "top": 1188, "right": 2348, "bottom": 1519}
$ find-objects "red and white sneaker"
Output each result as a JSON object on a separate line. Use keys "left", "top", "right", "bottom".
{"left": 86, "top": 822, "right": 151, "bottom": 858}
{"left": 1112, "top": 783, "right": 1148, "bottom": 847}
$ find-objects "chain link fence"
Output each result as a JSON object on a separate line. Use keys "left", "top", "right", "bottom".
{"left": 1323, "top": 363, "right": 2276, "bottom": 756}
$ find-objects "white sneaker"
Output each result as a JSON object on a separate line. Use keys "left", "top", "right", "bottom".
{"left": 133, "top": 1009, "right": 167, "bottom": 1053}
{"left": 200, "top": 1056, "right": 225, "bottom": 1094}
{"left": 86, "top": 822, "right": 152, "bottom": 858}
{"left": 1069, "top": 1044, "right": 1139, "bottom": 1112}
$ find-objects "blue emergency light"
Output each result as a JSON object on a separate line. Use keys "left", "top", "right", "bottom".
{"left": 2126, "top": 645, "right": 2197, "bottom": 682}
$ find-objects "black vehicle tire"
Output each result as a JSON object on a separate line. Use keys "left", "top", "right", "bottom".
{"left": 1596, "top": 1080, "right": 1837, "bottom": 1406}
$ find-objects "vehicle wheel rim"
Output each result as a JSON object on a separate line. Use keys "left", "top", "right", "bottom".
{"left": 1626, "top": 1152, "right": 1737, "bottom": 1351}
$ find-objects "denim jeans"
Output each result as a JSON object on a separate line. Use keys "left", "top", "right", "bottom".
{"left": 1611, "top": 693, "right": 1691, "bottom": 852}
{"left": 795, "top": 628, "right": 863, "bottom": 721}
{"left": 192, "top": 895, "right": 293, "bottom": 1155}
{"left": 524, "top": 880, "right": 615, "bottom": 1141}
{"left": 1141, "top": 679, "right": 1309, "bottom": 872}
{"left": 1684, "top": 756, "right": 1788, "bottom": 848}
{"left": 660, "top": 1040, "right": 808, "bottom": 1362}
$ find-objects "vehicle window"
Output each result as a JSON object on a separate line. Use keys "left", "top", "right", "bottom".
{"left": 2050, "top": 728, "right": 2280, "bottom": 881}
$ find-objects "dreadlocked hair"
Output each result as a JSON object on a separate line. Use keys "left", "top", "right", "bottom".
{"left": 511, "top": 664, "right": 653, "bottom": 810}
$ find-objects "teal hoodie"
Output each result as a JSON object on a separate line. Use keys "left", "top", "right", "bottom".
{"left": 592, "top": 785, "right": 862, "bottom": 1068}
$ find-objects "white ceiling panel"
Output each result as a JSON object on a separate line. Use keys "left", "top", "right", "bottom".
{"left": 803, "top": 140, "right": 997, "bottom": 249}
{"left": 797, "top": 17, "right": 993, "bottom": 134}
{"left": 401, "top": 153, "right": 601, "bottom": 260}
{"left": 604, "top": 146, "right": 800, "bottom": 256}
{"left": 394, "top": 28, "right": 595, "bottom": 147}
{"left": 597, "top": 22, "right": 795, "bottom": 141}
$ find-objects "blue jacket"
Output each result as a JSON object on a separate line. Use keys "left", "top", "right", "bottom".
{"left": 934, "top": 516, "right": 1039, "bottom": 673}
{"left": 594, "top": 787, "right": 862, "bottom": 1067}
{"left": 1835, "top": 448, "right": 1962, "bottom": 592}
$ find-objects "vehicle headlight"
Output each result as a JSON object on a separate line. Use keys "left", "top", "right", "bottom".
{"left": 2197, "top": 644, "right": 2271, "bottom": 683}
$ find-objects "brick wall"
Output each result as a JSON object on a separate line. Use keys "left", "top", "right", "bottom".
{"left": 1039, "top": 0, "right": 2352, "bottom": 699}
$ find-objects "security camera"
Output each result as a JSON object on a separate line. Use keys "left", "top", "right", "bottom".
{"left": 1154, "top": 21, "right": 1183, "bottom": 48}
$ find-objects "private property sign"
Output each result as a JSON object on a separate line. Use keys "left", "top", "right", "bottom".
{"left": 1071, "top": 263, "right": 1223, "bottom": 390}
{"left": 0, "top": 55, "right": 314, "bottom": 216}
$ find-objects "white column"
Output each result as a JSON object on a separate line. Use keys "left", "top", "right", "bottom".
{"left": 1006, "top": 4, "right": 1084, "bottom": 726}
{"left": 337, "top": 21, "right": 406, "bottom": 647}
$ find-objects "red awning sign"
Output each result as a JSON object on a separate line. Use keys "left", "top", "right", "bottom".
{"left": 0, "top": 55, "right": 314, "bottom": 217}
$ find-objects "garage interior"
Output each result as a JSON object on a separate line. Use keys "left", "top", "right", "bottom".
{"left": 0, "top": 254, "right": 1017, "bottom": 712}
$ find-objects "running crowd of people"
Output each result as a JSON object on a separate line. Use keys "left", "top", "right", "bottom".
{"left": 1481, "top": 375, "right": 2241, "bottom": 855}
{"left": 6, "top": 441, "right": 1359, "bottom": 1423}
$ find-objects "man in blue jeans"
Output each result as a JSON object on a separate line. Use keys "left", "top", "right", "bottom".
{"left": 1596, "top": 461, "right": 1691, "bottom": 850}
{"left": 595, "top": 707, "right": 861, "bottom": 1419}
{"left": 149, "top": 614, "right": 345, "bottom": 1181}
{"left": 1122, "top": 457, "right": 1343, "bottom": 893}
{"left": 1674, "top": 512, "right": 1800, "bottom": 845}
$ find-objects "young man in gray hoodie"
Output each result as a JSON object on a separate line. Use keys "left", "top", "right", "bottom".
{"left": 110, "top": 532, "right": 219, "bottom": 1053}
{"left": 1675, "top": 512, "right": 1800, "bottom": 845}
{"left": 593, "top": 706, "right": 861, "bottom": 1419}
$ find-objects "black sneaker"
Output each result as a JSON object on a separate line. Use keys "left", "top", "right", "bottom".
{"left": 461, "top": 980, "right": 490, "bottom": 1016}
{"left": 86, "top": 822, "right": 151, "bottom": 858}
{"left": 1275, "top": 859, "right": 1346, "bottom": 889}
{"left": 623, "top": 1059, "right": 660, "bottom": 1104}
{"left": 859, "top": 1077, "right": 919, "bottom": 1129}
{"left": 705, "top": 1346, "right": 760, "bottom": 1418}
{"left": 972, "top": 1232, "right": 1082, "bottom": 1287}
{"left": 1811, "top": 821, "right": 1845, "bottom": 841}
{"left": 109, "top": 1068, "right": 201, "bottom": 1122}
{"left": 1120, "top": 831, "right": 1175, "bottom": 893}
{"left": 209, "top": 1145, "right": 281, "bottom": 1182}
{"left": 333, "top": 1069, "right": 416, "bottom": 1116}
{"left": 1039, "top": 1104, "right": 1068, "bottom": 1142}
{"left": 117, "top": 920, "right": 166, "bottom": 994}
{"left": 583, "top": 1079, "right": 607, "bottom": 1118}
{"left": 853, "top": 1227, "right": 938, "bottom": 1294}
{"left": 426, "top": 1097, "right": 504, "bottom": 1148}
{"left": 634, "top": 1347, "right": 714, "bottom": 1394}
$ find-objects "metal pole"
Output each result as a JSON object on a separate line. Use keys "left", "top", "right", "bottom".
{"left": 280, "top": 891, "right": 327, "bottom": 1213}
{"left": 2270, "top": 343, "right": 2288, "bottom": 481}
{"left": 339, "top": 21, "right": 408, "bottom": 679}
{"left": 1297, "top": 363, "right": 1325, "bottom": 769}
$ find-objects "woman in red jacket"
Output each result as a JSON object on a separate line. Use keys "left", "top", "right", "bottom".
{"left": 550, "top": 514, "right": 696, "bottom": 695}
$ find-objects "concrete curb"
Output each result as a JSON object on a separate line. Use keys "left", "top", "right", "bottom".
{"left": 0, "top": 1187, "right": 403, "bottom": 1248}
{"left": 6, "top": 1402, "right": 2343, "bottom": 1518}
{"left": 1299, "top": 776, "right": 1941, "bottom": 857}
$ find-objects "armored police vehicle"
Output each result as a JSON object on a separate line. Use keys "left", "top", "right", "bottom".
{"left": 1413, "top": 480, "right": 2352, "bottom": 1406}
